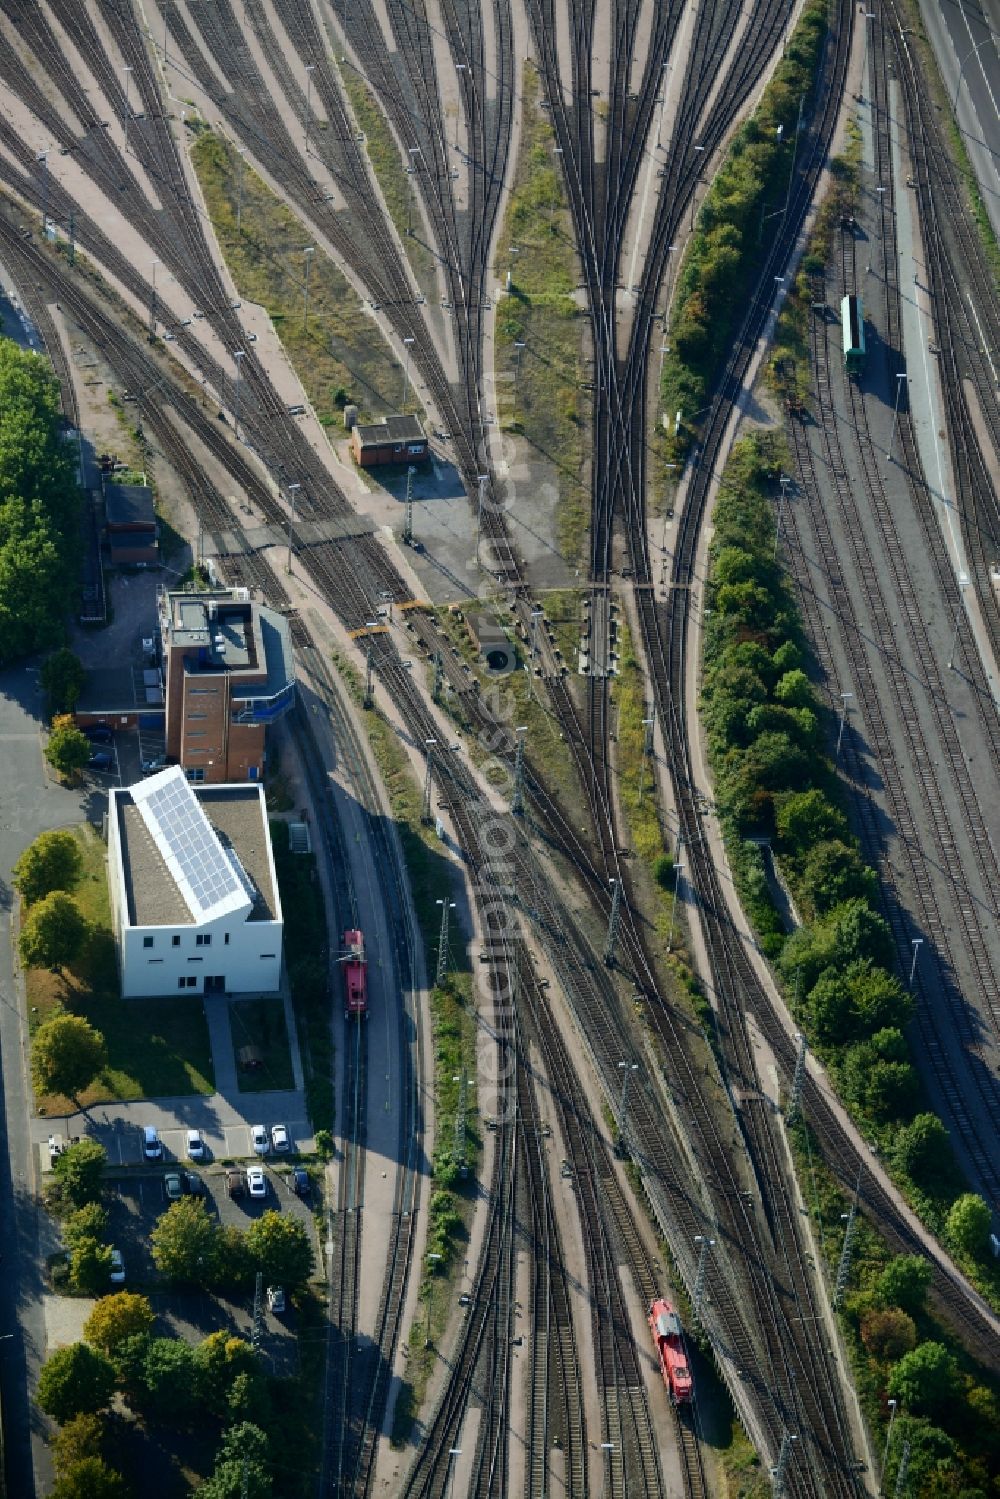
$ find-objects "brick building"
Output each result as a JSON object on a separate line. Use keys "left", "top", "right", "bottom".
{"left": 159, "top": 588, "right": 294, "bottom": 784}
{"left": 350, "top": 414, "right": 428, "bottom": 468}
{"left": 105, "top": 483, "right": 158, "bottom": 566}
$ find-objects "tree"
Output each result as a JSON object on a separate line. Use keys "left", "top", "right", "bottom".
{"left": 140, "top": 1338, "right": 203, "bottom": 1419}
{"left": 227, "top": 1368, "right": 272, "bottom": 1427}
{"left": 195, "top": 1333, "right": 260, "bottom": 1418}
{"left": 244, "top": 1210, "right": 314, "bottom": 1290}
{"left": 210, "top": 1224, "right": 253, "bottom": 1293}
{"left": 37, "top": 1343, "right": 116, "bottom": 1424}
{"left": 841, "top": 1029, "right": 917, "bottom": 1120}
{"left": 945, "top": 1194, "right": 992, "bottom": 1259}
{"left": 12, "top": 829, "right": 82, "bottom": 905}
{"left": 875, "top": 1255, "right": 933, "bottom": 1315}
{"left": 805, "top": 968, "right": 852, "bottom": 1043}
{"left": 41, "top": 650, "right": 86, "bottom": 716}
{"left": 31, "top": 1014, "right": 106, "bottom": 1102}
{"left": 84, "top": 1292, "right": 154, "bottom": 1355}
{"left": 52, "top": 1413, "right": 105, "bottom": 1476}
{"left": 774, "top": 788, "right": 848, "bottom": 854}
{"left": 20, "top": 892, "right": 90, "bottom": 974}
{"left": 150, "top": 1198, "right": 219, "bottom": 1283}
{"left": 52, "top": 1140, "right": 107, "bottom": 1207}
{"left": 859, "top": 1307, "right": 917, "bottom": 1362}
{"left": 45, "top": 724, "right": 92, "bottom": 780}
{"left": 887, "top": 1342, "right": 959, "bottom": 1416}
{"left": 50, "top": 1458, "right": 127, "bottom": 1499}
{"left": 200, "top": 1423, "right": 272, "bottom": 1499}
{"left": 107, "top": 1333, "right": 151, "bottom": 1405}
{"left": 774, "top": 667, "right": 813, "bottom": 709}
{"left": 69, "top": 1239, "right": 114, "bottom": 1297}
{"left": 894, "top": 1114, "right": 955, "bottom": 1194}
{"left": 800, "top": 840, "right": 876, "bottom": 916}
{"left": 847, "top": 962, "right": 912, "bottom": 1035}
{"left": 64, "top": 1203, "right": 108, "bottom": 1248}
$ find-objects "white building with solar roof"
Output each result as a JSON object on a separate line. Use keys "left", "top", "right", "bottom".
{"left": 108, "top": 766, "right": 283, "bottom": 999}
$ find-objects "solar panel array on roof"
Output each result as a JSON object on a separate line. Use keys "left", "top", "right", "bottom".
{"left": 131, "top": 767, "right": 252, "bottom": 923}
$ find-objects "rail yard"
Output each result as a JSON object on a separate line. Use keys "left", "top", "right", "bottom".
{"left": 0, "top": 0, "right": 997, "bottom": 1497}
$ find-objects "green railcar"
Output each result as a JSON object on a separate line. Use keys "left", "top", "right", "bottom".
{"left": 841, "top": 294, "right": 866, "bottom": 374}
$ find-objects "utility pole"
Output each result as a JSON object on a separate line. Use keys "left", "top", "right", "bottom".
{"left": 836, "top": 690, "right": 853, "bottom": 759}
{"left": 833, "top": 1169, "right": 862, "bottom": 1308}
{"left": 947, "top": 575, "right": 969, "bottom": 669}
{"left": 285, "top": 482, "right": 301, "bottom": 573}
{"left": 401, "top": 336, "right": 415, "bottom": 410}
{"left": 603, "top": 877, "right": 622, "bottom": 965}
{"left": 232, "top": 349, "right": 246, "bottom": 440}
{"left": 436, "top": 898, "right": 455, "bottom": 986}
{"left": 123, "top": 66, "right": 134, "bottom": 154}
{"left": 617, "top": 1060, "right": 638, "bottom": 1145}
{"left": 304, "top": 63, "right": 316, "bottom": 154}
{"left": 453, "top": 1068, "right": 468, "bottom": 1174}
{"left": 908, "top": 937, "right": 923, "bottom": 989}
{"left": 363, "top": 619, "right": 378, "bottom": 708}
{"left": 302, "top": 245, "right": 315, "bottom": 333}
{"left": 786, "top": 1032, "right": 807, "bottom": 1124}
{"left": 771, "top": 1431, "right": 799, "bottom": 1496}
{"left": 251, "top": 1271, "right": 264, "bottom": 1352}
{"left": 638, "top": 712, "right": 655, "bottom": 805}
{"left": 511, "top": 725, "right": 527, "bottom": 814}
{"left": 403, "top": 463, "right": 416, "bottom": 544}
{"left": 425, "top": 1253, "right": 442, "bottom": 1345}
{"left": 782, "top": 94, "right": 805, "bottom": 221}
{"left": 36, "top": 151, "right": 49, "bottom": 236}
{"left": 666, "top": 861, "right": 685, "bottom": 952}
{"left": 406, "top": 146, "right": 420, "bottom": 233}
{"left": 693, "top": 1234, "right": 714, "bottom": 1321}
{"left": 67, "top": 210, "right": 75, "bottom": 264}
{"left": 893, "top": 1441, "right": 910, "bottom": 1499}
{"left": 148, "top": 258, "right": 160, "bottom": 340}
{"left": 886, "top": 371, "right": 907, "bottom": 463}
{"left": 454, "top": 62, "right": 466, "bottom": 151}
{"left": 476, "top": 474, "right": 488, "bottom": 569}
{"left": 880, "top": 1399, "right": 899, "bottom": 1496}
{"left": 421, "top": 738, "right": 437, "bottom": 824}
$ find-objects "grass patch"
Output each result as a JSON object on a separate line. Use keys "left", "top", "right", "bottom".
{"left": 28, "top": 826, "right": 214, "bottom": 1111}
{"left": 190, "top": 132, "right": 401, "bottom": 424}
{"left": 333, "top": 62, "right": 437, "bottom": 303}
{"left": 228, "top": 996, "right": 295, "bottom": 1093}
{"left": 269, "top": 820, "right": 333, "bottom": 1133}
{"left": 494, "top": 62, "right": 589, "bottom": 565}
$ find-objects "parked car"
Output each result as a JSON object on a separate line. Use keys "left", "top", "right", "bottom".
{"left": 251, "top": 1124, "right": 269, "bottom": 1155}
{"left": 270, "top": 1124, "right": 289, "bottom": 1153}
{"left": 246, "top": 1166, "right": 267, "bottom": 1199}
{"left": 143, "top": 1126, "right": 162, "bottom": 1161}
{"left": 83, "top": 726, "right": 113, "bottom": 744}
{"left": 186, "top": 1129, "right": 205, "bottom": 1161}
{"left": 266, "top": 1285, "right": 285, "bottom": 1313}
{"left": 109, "top": 1249, "right": 125, "bottom": 1284}
{"left": 226, "top": 1168, "right": 245, "bottom": 1199}
{"left": 47, "top": 1134, "right": 66, "bottom": 1163}
{"left": 289, "top": 1166, "right": 310, "bottom": 1198}
{"left": 88, "top": 750, "right": 113, "bottom": 771}
{"left": 164, "top": 1172, "right": 183, "bottom": 1202}
{"left": 184, "top": 1172, "right": 204, "bottom": 1196}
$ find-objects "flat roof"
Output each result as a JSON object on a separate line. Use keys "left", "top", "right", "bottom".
{"left": 106, "top": 483, "right": 155, "bottom": 529}
{"left": 115, "top": 774, "right": 277, "bottom": 928}
{"left": 163, "top": 590, "right": 293, "bottom": 690}
{"left": 355, "top": 413, "right": 425, "bottom": 446}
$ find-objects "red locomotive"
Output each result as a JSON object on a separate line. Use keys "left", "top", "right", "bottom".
{"left": 648, "top": 1298, "right": 693, "bottom": 1403}
{"left": 342, "top": 930, "right": 368, "bottom": 1019}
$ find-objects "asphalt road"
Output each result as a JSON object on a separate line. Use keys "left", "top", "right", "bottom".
{"left": 0, "top": 667, "right": 91, "bottom": 1499}
{"left": 919, "top": 0, "right": 1000, "bottom": 238}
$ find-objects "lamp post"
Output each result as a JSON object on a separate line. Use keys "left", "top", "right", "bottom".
{"left": 782, "top": 94, "right": 805, "bottom": 220}
{"left": 304, "top": 63, "right": 316, "bottom": 154}
{"left": 512, "top": 340, "right": 526, "bottom": 417}
{"left": 476, "top": 473, "right": 488, "bottom": 569}
{"left": 947, "top": 573, "right": 969, "bottom": 669}
{"left": 446, "top": 1448, "right": 462, "bottom": 1499}
{"left": 36, "top": 150, "right": 49, "bottom": 235}
{"left": 836, "top": 690, "right": 853, "bottom": 759}
{"left": 691, "top": 144, "right": 705, "bottom": 229}
{"left": 886, "top": 371, "right": 907, "bottom": 463}
{"left": 123, "top": 65, "right": 133, "bottom": 153}
{"left": 407, "top": 147, "right": 420, "bottom": 234}
{"left": 953, "top": 38, "right": 993, "bottom": 114}
{"left": 506, "top": 244, "right": 520, "bottom": 292}
{"left": 285, "top": 482, "right": 301, "bottom": 573}
{"left": 693, "top": 1234, "right": 714, "bottom": 1321}
{"left": 774, "top": 474, "right": 791, "bottom": 558}
{"left": 364, "top": 620, "right": 379, "bottom": 708}
{"left": 861, "top": 11, "right": 876, "bottom": 104}
{"left": 617, "top": 1060, "right": 638, "bottom": 1143}
{"left": 421, "top": 738, "right": 438, "bottom": 824}
{"left": 638, "top": 715, "right": 655, "bottom": 804}
{"left": 148, "top": 258, "right": 160, "bottom": 340}
{"left": 454, "top": 62, "right": 466, "bottom": 150}
{"left": 666, "top": 862, "right": 684, "bottom": 952}
{"left": 401, "top": 336, "right": 415, "bottom": 410}
{"left": 880, "top": 1399, "right": 899, "bottom": 1495}
{"left": 302, "top": 245, "right": 315, "bottom": 332}
{"left": 163, "top": 0, "right": 171, "bottom": 67}
{"left": 425, "top": 1252, "right": 442, "bottom": 1345}
{"left": 232, "top": 349, "right": 246, "bottom": 439}
{"left": 908, "top": 937, "right": 923, "bottom": 989}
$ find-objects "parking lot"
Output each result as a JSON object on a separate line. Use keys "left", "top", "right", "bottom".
{"left": 81, "top": 719, "right": 165, "bottom": 793}
{"left": 78, "top": 1113, "right": 312, "bottom": 1168}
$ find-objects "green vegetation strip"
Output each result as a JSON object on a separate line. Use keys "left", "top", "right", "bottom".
{"left": 789, "top": 1118, "right": 1000, "bottom": 1496}
{"left": 701, "top": 432, "right": 999, "bottom": 1312}
{"left": 660, "top": 0, "right": 828, "bottom": 461}
{"left": 269, "top": 819, "right": 332, "bottom": 1133}
{"left": 191, "top": 133, "right": 399, "bottom": 424}
{"left": 494, "top": 62, "right": 589, "bottom": 565}
{"left": 333, "top": 62, "right": 437, "bottom": 302}
{"left": 328, "top": 651, "right": 482, "bottom": 1445}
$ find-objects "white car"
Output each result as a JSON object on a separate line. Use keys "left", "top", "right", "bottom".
{"left": 143, "top": 1125, "right": 162, "bottom": 1161}
{"left": 246, "top": 1166, "right": 267, "bottom": 1199}
{"left": 109, "top": 1249, "right": 125, "bottom": 1284}
{"left": 186, "top": 1130, "right": 205, "bottom": 1161}
{"left": 251, "top": 1124, "right": 269, "bottom": 1155}
{"left": 270, "top": 1124, "right": 289, "bottom": 1154}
